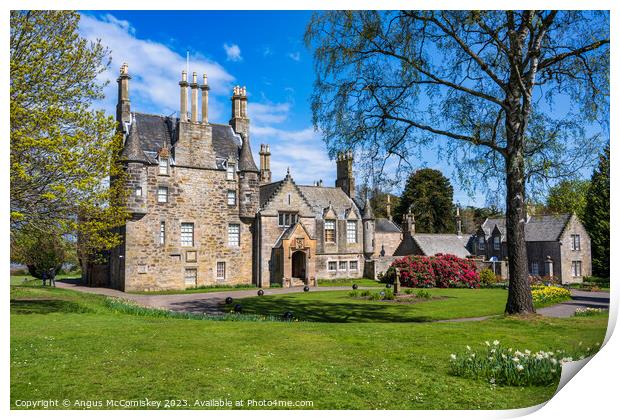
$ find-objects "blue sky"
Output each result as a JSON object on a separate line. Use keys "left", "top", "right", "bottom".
{"left": 78, "top": 11, "right": 605, "bottom": 208}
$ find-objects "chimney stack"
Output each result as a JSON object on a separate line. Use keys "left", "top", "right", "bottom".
{"left": 190, "top": 72, "right": 198, "bottom": 123}
{"left": 200, "top": 73, "right": 209, "bottom": 124}
{"left": 456, "top": 206, "right": 462, "bottom": 237}
{"left": 230, "top": 85, "right": 249, "bottom": 136}
{"left": 386, "top": 195, "right": 392, "bottom": 221}
{"left": 179, "top": 70, "right": 188, "bottom": 122}
{"left": 116, "top": 63, "right": 131, "bottom": 128}
{"left": 259, "top": 143, "right": 272, "bottom": 184}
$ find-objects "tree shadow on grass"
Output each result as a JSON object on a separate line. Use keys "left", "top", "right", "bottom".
{"left": 10, "top": 299, "right": 91, "bottom": 315}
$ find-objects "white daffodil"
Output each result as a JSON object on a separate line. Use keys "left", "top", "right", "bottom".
{"left": 485, "top": 341, "right": 491, "bottom": 346}
{"left": 450, "top": 354, "right": 457, "bottom": 360}
{"left": 516, "top": 364, "right": 524, "bottom": 371}
{"left": 493, "top": 340, "right": 500, "bottom": 346}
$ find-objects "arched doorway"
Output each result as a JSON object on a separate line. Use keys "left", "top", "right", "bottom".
{"left": 291, "top": 251, "right": 306, "bottom": 281}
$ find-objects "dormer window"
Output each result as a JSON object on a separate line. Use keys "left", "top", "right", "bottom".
{"left": 159, "top": 157, "right": 169, "bottom": 175}
{"left": 325, "top": 220, "right": 336, "bottom": 243}
{"left": 478, "top": 236, "right": 486, "bottom": 251}
{"left": 493, "top": 236, "right": 500, "bottom": 251}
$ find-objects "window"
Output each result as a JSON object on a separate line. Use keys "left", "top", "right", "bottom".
{"left": 216, "top": 262, "right": 226, "bottom": 280}
{"left": 328, "top": 261, "right": 337, "bottom": 271}
{"left": 325, "top": 220, "right": 336, "bottom": 243}
{"left": 228, "top": 224, "right": 240, "bottom": 246}
{"left": 181, "top": 223, "right": 194, "bottom": 247}
{"left": 159, "top": 158, "right": 169, "bottom": 175}
{"left": 531, "top": 262, "right": 539, "bottom": 276}
{"left": 287, "top": 193, "right": 291, "bottom": 205}
{"left": 184, "top": 268, "right": 197, "bottom": 287}
{"left": 493, "top": 236, "right": 500, "bottom": 251}
{"left": 346, "top": 221, "right": 357, "bottom": 243}
{"left": 278, "top": 212, "right": 298, "bottom": 227}
{"left": 226, "top": 163, "right": 235, "bottom": 180}
{"left": 135, "top": 186, "right": 142, "bottom": 197}
{"left": 478, "top": 236, "right": 485, "bottom": 251}
{"left": 157, "top": 186, "right": 168, "bottom": 203}
{"left": 339, "top": 261, "right": 348, "bottom": 271}
{"left": 227, "top": 190, "right": 236, "bottom": 206}
{"left": 349, "top": 261, "right": 358, "bottom": 271}
{"left": 571, "top": 234, "right": 581, "bottom": 251}
{"left": 159, "top": 221, "right": 165, "bottom": 245}
{"left": 572, "top": 261, "right": 582, "bottom": 277}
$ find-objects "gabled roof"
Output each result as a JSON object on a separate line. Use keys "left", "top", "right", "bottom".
{"left": 259, "top": 180, "right": 283, "bottom": 208}
{"left": 412, "top": 234, "right": 471, "bottom": 259}
{"left": 376, "top": 218, "right": 402, "bottom": 233}
{"left": 297, "top": 185, "right": 360, "bottom": 219}
{"left": 480, "top": 214, "right": 573, "bottom": 242}
{"left": 273, "top": 221, "right": 315, "bottom": 248}
{"left": 121, "top": 113, "right": 242, "bottom": 166}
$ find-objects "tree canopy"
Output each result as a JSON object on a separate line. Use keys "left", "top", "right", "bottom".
{"left": 305, "top": 10, "right": 609, "bottom": 314}
{"left": 395, "top": 169, "right": 456, "bottom": 233}
{"left": 10, "top": 11, "right": 128, "bottom": 264}
{"left": 545, "top": 179, "right": 590, "bottom": 220}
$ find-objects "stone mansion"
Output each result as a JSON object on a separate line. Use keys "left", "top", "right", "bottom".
{"left": 103, "top": 64, "right": 591, "bottom": 291}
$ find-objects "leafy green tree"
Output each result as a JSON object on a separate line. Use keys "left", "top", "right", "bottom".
{"left": 583, "top": 145, "right": 610, "bottom": 277}
{"left": 11, "top": 226, "right": 71, "bottom": 280}
{"left": 10, "top": 11, "right": 128, "bottom": 269}
{"left": 394, "top": 169, "right": 455, "bottom": 233}
{"left": 545, "top": 179, "right": 590, "bottom": 220}
{"left": 305, "top": 11, "right": 609, "bottom": 314}
{"left": 460, "top": 205, "right": 503, "bottom": 234}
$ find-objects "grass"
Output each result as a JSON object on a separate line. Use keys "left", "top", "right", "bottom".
{"left": 316, "top": 278, "right": 382, "bottom": 287}
{"left": 10, "top": 285, "right": 608, "bottom": 410}
{"left": 128, "top": 283, "right": 260, "bottom": 295}
{"left": 10, "top": 274, "right": 81, "bottom": 286}
{"left": 225, "top": 288, "right": 566, "bottom": 323}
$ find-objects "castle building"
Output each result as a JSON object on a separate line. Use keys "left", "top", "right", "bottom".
{"left": 107, "top": 64, "right": 388, "bottom": 291}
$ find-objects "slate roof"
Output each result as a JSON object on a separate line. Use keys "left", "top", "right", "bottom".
{"left": 297, "top": 185, "right": 360, "bottom": 219}
{"left": 122, "top": 113, "right": 243, "bottom": 166}
{"left": 259, "top": 180, "right": 283, "bottom": 208}
{"left": 412, "top": 234, "right": 471, "bottom": 258}
{"left": 376, "top": 218, "right": 402, "bottom": 233}
{"left": 481, "top": 214, "right": 572, "bottom": 242}
{"left": 238, "top": 133, "right": 259, "bottom": 172}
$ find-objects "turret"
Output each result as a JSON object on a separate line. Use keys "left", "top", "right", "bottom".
{"left": 335, "top": 151, "right": 355, "bottom": 198}
{"left": 259, "top": 144, "right": 272, "bottom": 184}
{"left": 116, "top": 63, "right": 131, "bottom": 130}
{"left": 237, "top": 132, "right": 259, "bottom": 219}
{"left": 362, "top": 197, "right": 375, "bottom": 258}
{"left": 119, "top": 117, "right": 147, "bottom": 216}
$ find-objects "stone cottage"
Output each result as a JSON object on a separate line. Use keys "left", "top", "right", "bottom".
{"left": 470, "top": 214, "right": 592, "bottom": 283}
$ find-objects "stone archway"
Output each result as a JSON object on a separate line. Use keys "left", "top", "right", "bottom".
{"left": 291, "top": 250, "right": 307, "bottom": 281}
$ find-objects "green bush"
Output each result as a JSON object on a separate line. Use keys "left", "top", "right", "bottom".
{"left": 404, "top": 288, "right": 414, "bottom": 295}
{"left": 416, "top": 289, "right": 432, "bottom": 299}
{"left": 583, "top": 276, "right": 610, "bottom": 287}
{"left": 479, "top": 269, "right": 499, "bottom": 287}
{"left": 360, "top": 289, "right": 371, "bottom": 297}
{"left": 348, "top": 290, "right": 360, "bottom": 298}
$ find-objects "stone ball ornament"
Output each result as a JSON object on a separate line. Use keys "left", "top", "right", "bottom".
{"left": 257, "top": 289, "right": 264, "bottom": 296}
{"left": 386, "top": 283, "right": 392, "bottom": 288}
{"left": 352, "top": 284, "right": 358, "bottom": 290}
{"left": 225, "top": 296, "right": 233, "bottom": 305}
{"left": 380, "top": 291, "right": 386, "bottom": 297}
{"left": 234, "top": 304, "right": 243, "bottom": 313}
{"left": 303, "top": 285, "right": 310, "bottom": 292}
{"left": 283, "top": 311, "right": 294, "bottom": 320}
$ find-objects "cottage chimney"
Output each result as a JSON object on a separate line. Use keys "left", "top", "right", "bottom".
{"left": 190, "top": 72, "right": 198, "bottom": 123}
{"left": 200, "top": 73, "right": 209, "bottom": 124}
{"left": 179, "top": 70, "right": 188, "bottom": 122}
{"left": 230, "top": 85, "right": 249, "bottom": 136}
{"left": 116, "top": 63, "right": 131, "bottom": 128}
{"left": 386, "top": 195, "right": 392, "bottom": 221}
{"left": 259, "top": 143, "right": 272, "bottom": 185}
{"left": 456, "top": 206, "right": 462, "bottom": 237}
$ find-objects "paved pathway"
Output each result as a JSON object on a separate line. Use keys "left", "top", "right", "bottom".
{"left": 56, "top": 280, "right": 609, "bottom": 320}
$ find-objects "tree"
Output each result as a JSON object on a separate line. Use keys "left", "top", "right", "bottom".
{"left": 305, "top": 11, "right": 609, "bottom": 314}
{"left": 583, "top": 145, "right": 609, "bottom": 278}
{"left": 10, "top": 11, "right": 128, "bottom": 268}
{"left": 394, "top": 169, "right": 455, "bottom": 233}
{"left": 545, "top": 179, "right": 590, "bottom": 220}
{"left": 11, "top": 226, "right": 71, "bottom": 280}
{"left": 460, "top": 205, "right": 503, "bottom": 234}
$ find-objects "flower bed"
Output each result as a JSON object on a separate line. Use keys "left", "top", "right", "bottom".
{"left": 531, "top": 285, "right": 572, "bottom": 305}
{"left": 380, "top": 254, "right": 480, "bottom": 288}
{"left": 449, "top": 340, "right": 600, "bottom": 386}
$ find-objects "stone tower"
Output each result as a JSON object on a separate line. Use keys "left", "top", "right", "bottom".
{"left": 335, "top": 151, "right": 355, "bottom": 198}
{"left": 362, "top": 197, "right": 375, "bottom": 258}
{"left": 259, "top": 144, "right": 272, "bottom": 184}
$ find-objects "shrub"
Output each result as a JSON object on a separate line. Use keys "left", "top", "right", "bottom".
{"left": 583, "top": 276, "right": 610, "bottom": 287}
{"left": 479, "top": 269, "right": 499, "bottom": 287}
{"left": 449, "top": 340, "right": 600, "bottom": 386}
{"left": 416, "top": 289, "right": 431, "bottom": 299}
{"left": 360, "top": 289, "right": 371, "bottom": 297}
{"left": 574, "top": 307, "right": 608, "bottom": 317}
{"left": 531, "top": 286, "right": 572, "bottom": 305}
{"left": 348, "top": 290, "right": 360, "bottom": 298}
{"left": 381, "top": 254, "right": 480, "bottom": 288}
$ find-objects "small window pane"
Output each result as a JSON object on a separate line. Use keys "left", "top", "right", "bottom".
{"left": 135, "top": 186, "right": 142, "bottom": 197}
{"left": 159, "top": 158, "right": 169, "bottom": 175}
{"left": 328, "top": 261, "right": 337, "bottom": 271}
{"left": 227, "top": 190, "right": 236, "bottom": 206}
{"left": 346, "top": 221, "right": 357, "bottom": 243}
{"left": 325, "top": 220, "right": 336, "bottom": 243}
{"left": 228, "top": 224, "right": 240, "bottom": 246}
{"left": 159, "top": 221, "right": 165, "bottom": 245}
{"left": 493, "top": 236, "right": 500, "bottom": 250}
{"left": 216, "top": 262, "right": 226, "bottom": 280}
{"left": 339, "top": 261, "right": 347, "bottom": 271}
{"left": 478, "top": 237, "right": 485, "bottom": 250}
{"left": 157, "top": 186, "right": 168, "bottom": 203}
{"left": 349, "top": 261, "right": 358, "bottom": 271}
{"left": 184, "top": 268, "right": 197, "bottom": 287}
{"left": 226, "top": 164, "right": 235, "bottom": 180}
{"left": 181, "top": 223, "right": 194, "bottom": 247}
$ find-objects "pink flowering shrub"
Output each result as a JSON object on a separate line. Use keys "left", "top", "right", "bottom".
{"left": 381, "top": 254, "right": 480, "bottom": 288}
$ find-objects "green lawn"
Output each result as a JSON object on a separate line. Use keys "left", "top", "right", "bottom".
{"left": 10, "top": 285, "right": 607, "bottom": 410}
{"left": 129, "top": 284, "right": 261, "bottom": 295}
{"left": 316, "top": 278, "right": 382, "bottom": 288}
{"left": 10, "top": 274, "right": 81, "bottom": 286}
{"left": 226, "top": 288, "right": 536, "bottom": 322}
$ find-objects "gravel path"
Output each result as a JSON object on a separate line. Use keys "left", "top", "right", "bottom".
{"left": 56, "top": 280, "right": 609, "bottom": 320}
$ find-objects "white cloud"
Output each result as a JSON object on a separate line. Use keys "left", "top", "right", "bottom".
{"left": 223, "top": 43, "right": 242, "bottom": 62}
{"left": 248, "top": 102, "right": 291, "bottom": 125}
{"left": 79, "top": 13, "right": 235, "bottom": 119}
{"left": 288, "top": 51, "right": 301, "bottom": 61}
